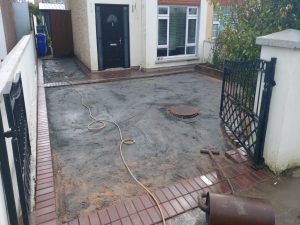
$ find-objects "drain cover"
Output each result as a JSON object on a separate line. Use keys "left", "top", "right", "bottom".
{"left": 169, "top": 105, "right": 199, "bottom": 118}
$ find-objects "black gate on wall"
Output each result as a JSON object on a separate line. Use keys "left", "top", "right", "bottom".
{"left": 220, "top": 58, "right": 276, "bottom": 167}
{"left": 0, "top": 74, "right": 31, "bottom": 225}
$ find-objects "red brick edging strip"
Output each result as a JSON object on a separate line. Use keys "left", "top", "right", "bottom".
{"left": 64, "top": 154, "right": 272, "bottom": 225}
{"left": 43, "top": 67, "right": 196, "bottom": 88}
{"left": 35, "top": 60, "right": 58, "bottom": 225}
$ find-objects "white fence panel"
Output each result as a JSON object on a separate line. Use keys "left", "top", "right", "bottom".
{"left": 0, "top": 33, "right": 37, "bottom": 222}
{"left": 0, "top": 174, "right": 9, "bottom": 225}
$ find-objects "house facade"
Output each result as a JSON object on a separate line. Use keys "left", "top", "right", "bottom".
{"left": 69, "top": 0, "right": 215, "bottom": 71}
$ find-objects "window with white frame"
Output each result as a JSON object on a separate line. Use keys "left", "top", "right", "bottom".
{"left": 212, "top": 6, "right": 231, "bottom": 39}
{"left": 157, "top": 6, "right": 198, "bottom": 58}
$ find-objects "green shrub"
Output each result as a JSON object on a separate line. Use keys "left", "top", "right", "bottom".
{"left": 212, "top": 0, "right": 300, "bottom": 70}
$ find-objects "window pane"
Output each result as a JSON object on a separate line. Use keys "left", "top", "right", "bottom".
{"left": 212, "top": 24, "right": 219, "bottom": 38}
{"left": 188, "top": 19, "right": 196, "bottom": 43}
{"left": 188, "top": 8, "right": 197, "bottom": 15}
{"left": 158, "top": 7, "right": 168, "bottom": 15}
{"left": 169, "top": 6, "right": 187, "bottom": 56}
{"left": 213, "top": 10, "right": 218, "bottom": 21}
{"left": 158, "top": 19, "right": 168, "bottom": 46}
{"left": 157, "top": 48, "right": 168, "bottom": 57}
{"left": 186, "top": 46, "right": 195, "bottom": 54}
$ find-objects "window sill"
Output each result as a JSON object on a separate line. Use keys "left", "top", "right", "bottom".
{"left": 155, "top": 56, "right": 199, "bottom": 64}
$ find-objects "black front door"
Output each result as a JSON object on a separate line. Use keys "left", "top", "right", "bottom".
{"left": 95, "top": 4, "right": 130, "bottom": 70}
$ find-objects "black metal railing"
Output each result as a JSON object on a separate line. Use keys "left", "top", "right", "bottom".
{"left": 0, "top": 112, "right": 19, "bottom": 225}
{"left": 220, "top": 58, "right": 276, "bottom": 167}
{"left": 0, "top": 74, "right": 31, "bottom": 225}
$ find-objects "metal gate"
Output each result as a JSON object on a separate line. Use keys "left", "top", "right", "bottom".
{"left": 220, "top": 58, "right": 276, "bottom": 167}
{"left": 0, "top": 74, "right": 31, "bottom": 225}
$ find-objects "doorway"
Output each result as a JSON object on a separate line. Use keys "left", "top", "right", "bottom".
{"left": 95, "top": 4, "right": 130, "bottom": 70}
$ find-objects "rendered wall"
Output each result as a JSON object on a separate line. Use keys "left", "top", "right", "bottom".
{"left": 69, "top": 0, "right": 91, "bottom": 69}
{"left": 0, "top": 33, "right": 38, "bottom": 220}
{"left": 256, "top": 29, "right": 300, "bottom": 173}
{"left": 0, "top": 0, "right": 17, "bottom": 52}
{"left": 81, "top": 0, "right": 210, "bottom": 70}
{"left": 142, "top": 0, "right": 205, "bottom": 69}
{"left": 0, "top": 7, "right": 7, "bottom": 61}
{"left": 12, "top": 2, "right": 31, "bottom": 41}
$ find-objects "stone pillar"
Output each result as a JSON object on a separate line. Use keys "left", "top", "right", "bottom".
{"left": 256, "top": 29, "right": 300, "bottom": 173}
{"left": 198, "top": 0, "right": 213, "bottom": 61}
{"left": 142, "top": 0, "right": 157, "bottom": 69}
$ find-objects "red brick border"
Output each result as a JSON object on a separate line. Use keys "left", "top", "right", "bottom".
{"left": 43, "top": 66, "right": 195, "bottom": 88}
{"left": 35, "top": 60, "right": 58, "bottom": 225}
{"left": 64, "top": 153, "right": 272, "bottom": 225}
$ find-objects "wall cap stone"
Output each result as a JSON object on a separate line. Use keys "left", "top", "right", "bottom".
{"left": 256, "top": 29, "right": 300, "bottom": 49}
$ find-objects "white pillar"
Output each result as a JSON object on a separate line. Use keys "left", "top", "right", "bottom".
{"left": 198, "top": 0, "right": 211, "bottom": 62}
{"left": 256, "top": 29, "right": 300, "bottom": 173}
{"left": 142, "top": 0, "right": 157, "bottom": 69}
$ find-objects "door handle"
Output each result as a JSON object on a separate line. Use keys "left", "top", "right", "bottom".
{"left": 110, "top": 43, "right": 117, "bottom": 47}
{"left": 119, "top": 38, "right": 122, "bottom": 45}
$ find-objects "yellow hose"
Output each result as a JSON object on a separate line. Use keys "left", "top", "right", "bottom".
{"left": 67, "top": 81, "right": 166, "bottom": 225}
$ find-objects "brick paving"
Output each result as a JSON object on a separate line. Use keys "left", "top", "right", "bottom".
{"left": 43, "top": 65, "right": 195, "bottom": 88}
{"left": 63, "top": 158, "right": 271, "bottom": 225}
{"left": 35, "top": 60, "right": 273, "bottom": 225}
{"left": 35, "top": 60, "right": 58, "bottom": 225}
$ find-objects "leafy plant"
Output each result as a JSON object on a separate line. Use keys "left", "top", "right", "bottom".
{"left": 29, "top": 2, "right": 41, "bottom": 23}
{"left": 29, "top": 3, "right": 40, "bottom": 17}
{"left": 211, "top": 0, "right": 300, "bottom": 70}
{"left": 46, "top": 34, "right": 52, "bottom": 47}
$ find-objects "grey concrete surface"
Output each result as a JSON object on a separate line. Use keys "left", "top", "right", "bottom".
{"left": 161, "top": 208, "right": 206, "bottom": 225}
{"left": 46, "top": 73, "right": 233, "bottom": 222}
{"left": 43, "top": 58, "right": 87, "bottom": 83}
{"left": 239, "top": 167, "right": 300, "bottom": 225}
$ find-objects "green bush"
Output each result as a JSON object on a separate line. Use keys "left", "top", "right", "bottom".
{"left": 29, "top": 3, "right": 41, "bottom": 24}
{"left": 212, "top": 0, "right": 300, "bottom": 70}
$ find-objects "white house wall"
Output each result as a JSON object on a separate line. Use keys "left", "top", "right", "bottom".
{"left": 70, "top": 0, "right": 91, "bottom": 69}
{"left": 0, "top": 33, "right": 38, "bottom": 218}
{"left": 198, "top": 0, "right": 210, "bottom": 62}
{"left": 0, "top": 0, "right": 17, "bottom": 53}
{"left": 0, "top": 7, "right": 7, "bottom": 62}
{"left": 260, "top": 46, "right": 300, "bottom": 172}
{"left": 79, "top": 0, "right": 211, "bottom": 71}
{"left": 12, "top": 2, "right": 31, "bottom": 42}
{"left": 256, "top": 29, "right": 300, "bottom": 172}
{"left": 142, "top": 0, "right": 206, "bottom": 69}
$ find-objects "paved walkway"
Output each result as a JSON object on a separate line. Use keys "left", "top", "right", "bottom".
{"left": 62, "top": 156, "right": 271, "bottom": 225}
{"left": 43, "top": 58, "right": 195, "bottom": 88}
{"left": 34, "top": 60, "right": 273, "bottom": 225}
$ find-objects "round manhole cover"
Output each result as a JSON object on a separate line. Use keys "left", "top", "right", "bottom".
{"left": 169, "top": 105, "right": 199, "bottom": 118}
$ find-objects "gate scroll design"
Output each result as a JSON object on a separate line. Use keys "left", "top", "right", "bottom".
{"left": 220, "top": 58, "right": 276, "bottom": 167}
{"left": 0, "top": 74, "right": 31, "bottom": 225}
